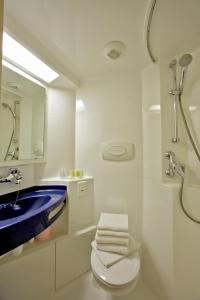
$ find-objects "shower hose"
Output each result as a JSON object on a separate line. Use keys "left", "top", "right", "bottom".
{"left": 178, "top": 93, "right": 200, "bottom": 224}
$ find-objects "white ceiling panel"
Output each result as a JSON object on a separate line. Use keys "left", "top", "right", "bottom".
{"left": 4, "top": 0, "right": 200, "bottom": 81}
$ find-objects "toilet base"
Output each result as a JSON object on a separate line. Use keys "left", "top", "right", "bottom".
{"left": 92, "top": 269, "right": 140, "bottom": 296}
{"left": 90, "top": 248, "right": 141, "bottom": 295}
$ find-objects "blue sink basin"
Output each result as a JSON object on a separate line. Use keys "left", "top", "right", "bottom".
{"left": 0, "top": 185, "right": 67, "bottom": 255}
{"left": 0, "top": 196, "right": 51, "bottom": 220}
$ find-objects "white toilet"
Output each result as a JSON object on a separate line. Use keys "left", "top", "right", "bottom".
{"left": 91, "top": 249, "right": 141, "bottom": 295}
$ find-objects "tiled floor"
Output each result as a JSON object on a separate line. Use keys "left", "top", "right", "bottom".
{"left": 52, "top": 272, "right": 160, "bottom": 300}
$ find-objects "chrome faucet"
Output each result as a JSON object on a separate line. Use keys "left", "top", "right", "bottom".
{"left": 164, "top": 151, "right": 185, "bottom": 178}
{"left": 0, "top": 168, "right": 23, "bottom": 184}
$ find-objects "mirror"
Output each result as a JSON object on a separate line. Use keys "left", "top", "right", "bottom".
{"left": 0, "top": 65, "right": 46, "bottom": 161}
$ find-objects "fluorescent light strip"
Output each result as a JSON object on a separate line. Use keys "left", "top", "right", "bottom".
{"left": 3, "top": 32, "right": 59, "bottom": 83}
{"left": 2, "top": 60, "right": 46, "bottom": 88}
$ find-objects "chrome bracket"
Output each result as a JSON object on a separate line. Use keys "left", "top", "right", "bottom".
{"left": 165, "top": 168, "right": 175, "bottom": 177}
{"left": 169, "top": 89, "right": 181, "bottom": 96}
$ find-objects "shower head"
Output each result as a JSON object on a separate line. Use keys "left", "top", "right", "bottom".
{"left": 2, "top": 102, "right": 9, "bottom": 108}
{"left": 178, "top": 53, "right": 193, "bottom": 91}
{"left": 2, "top": 102, "right": 16, "bottom": 119}
{"left": 179, "top": 54, "right": 192, "bottom": 67}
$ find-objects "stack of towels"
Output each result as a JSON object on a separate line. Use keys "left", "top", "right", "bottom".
{"left": 91, "top": 213, "right": 140, "bottom": 268}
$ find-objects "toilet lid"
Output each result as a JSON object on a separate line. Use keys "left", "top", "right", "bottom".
{"left": 91, "top": 250, "right": 140, "bottom": 287}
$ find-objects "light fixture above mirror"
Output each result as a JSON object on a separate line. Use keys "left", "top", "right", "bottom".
{"left": 2, "top": 32, "right": 59, "bottom": 84}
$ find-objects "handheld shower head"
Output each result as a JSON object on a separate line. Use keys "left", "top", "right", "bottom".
{"left": 2, "top": 102, "right": 9, "bottom": 109}
{"left": 179, "top": 53, "right": 192, "bottom": 68}
{"left": 179, "top": 53, "right": 193, "bottom": 91}
{"left": 1, "top": 102, "right": 16, "bottom": 119}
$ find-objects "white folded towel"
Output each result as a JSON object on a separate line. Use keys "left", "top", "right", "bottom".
{"left": 95, "top": 233, "right": 129, "bottom": 246}
{"left": 91, "top": 240, "right": 124, "bottom": 268}
{"left": 96, "top": 236, "right": 141, "bottom": 255}
{"left": 97, "top": 229, "right": 129, "bottom": 238}
{"left": 96, "top": 243, "right": 130, "bottom": 255}
{"left": 97, "top": 213, "right": 128, "bottom": 232}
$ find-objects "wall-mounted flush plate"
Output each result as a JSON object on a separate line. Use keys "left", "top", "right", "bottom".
{"left": 102, "top": 141, "right": 135, "bottom": 161}
{"left": 77, "top": 181, "right": 88, "bottom": 197}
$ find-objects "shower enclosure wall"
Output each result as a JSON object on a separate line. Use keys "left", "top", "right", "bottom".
{"left": 142, "top": 48, "right": 200, "bottom": 300}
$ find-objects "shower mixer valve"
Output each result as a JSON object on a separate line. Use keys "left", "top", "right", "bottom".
{"left": 164, "top": 151, "right": 185, "bottom": 178}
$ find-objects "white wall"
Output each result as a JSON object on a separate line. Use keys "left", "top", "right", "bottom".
{"left": 142, "top": 64, "right": 174, "bottom": 300}
{"left": 35, "top": 87, "right": 75, "bottom": 179}
{"left": 76, "top": 72, "right": 143, "bottom": 240}
{"left": 31, "top": 92, "right": 45, "bottom": 159}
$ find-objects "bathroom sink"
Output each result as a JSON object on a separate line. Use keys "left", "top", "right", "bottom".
{"left": 0, "top": 185, "right": 67, "bottom": 255}
{"left": 0, "top": 195, "right": 51, "bottom": 221}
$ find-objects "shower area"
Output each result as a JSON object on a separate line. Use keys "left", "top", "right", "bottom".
{"left": 139, "top": 0, "right": 200, "bottom": 297}
{"left": 141, "top": 48, "right": 200, "bottom": 300}
{"left": 0, "top": 89, "right": 20, "bottom": 160}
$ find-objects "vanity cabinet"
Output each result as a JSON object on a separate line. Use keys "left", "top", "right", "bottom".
{"left": 0, "top": 233, "right": 92, "bottom": 299}
{"left": 0, "top": 179, "right": 94, "bottom": 297}
{"left": 0, "top": 244, "right": 55, "bottom": 300}
{"left": 55, "top": 231, "right": 92, "bottom": 289}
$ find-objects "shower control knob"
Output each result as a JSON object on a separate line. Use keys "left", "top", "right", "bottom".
{"left": 164, "top": 151, "right": 171, "bottom": 159}
{"left": 165, "top": 168, "right": 175, "bottom": 177}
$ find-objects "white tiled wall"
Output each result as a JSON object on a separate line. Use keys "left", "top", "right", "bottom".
{"left": 35, "top": 87, "right": 76, "bottom": 179}
{"left": 76, "top": 72, "right": 143, "bottom": 240}
{"left": 142, "top": 64, "right": 174, "bottom": 300}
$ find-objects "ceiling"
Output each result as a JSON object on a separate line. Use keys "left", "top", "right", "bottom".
{"left": 3, "top": 0, "right": 200, "bottom": 84}
{"left": 151, "top": 0, "right": 200, "bottom": 60}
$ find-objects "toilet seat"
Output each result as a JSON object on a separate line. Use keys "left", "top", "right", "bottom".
{"left": 91, "top": 249, "right": 140, "bottom": 288}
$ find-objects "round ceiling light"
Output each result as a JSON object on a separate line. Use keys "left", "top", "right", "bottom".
{"left": 104, "top": 41, "right": 126, "bottom": 60}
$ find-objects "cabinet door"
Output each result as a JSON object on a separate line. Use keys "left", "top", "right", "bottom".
{"left": 68, "top": 179, "right": 94, "bottom": 233}
{"left": 56, "top": 232, "right": 91, "bottom": 289}
{"left": 0, "top": 245, "right": 55, "bottom": 300}
{"left": 0, "top": 0, "right": 3, "bottom": 85}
